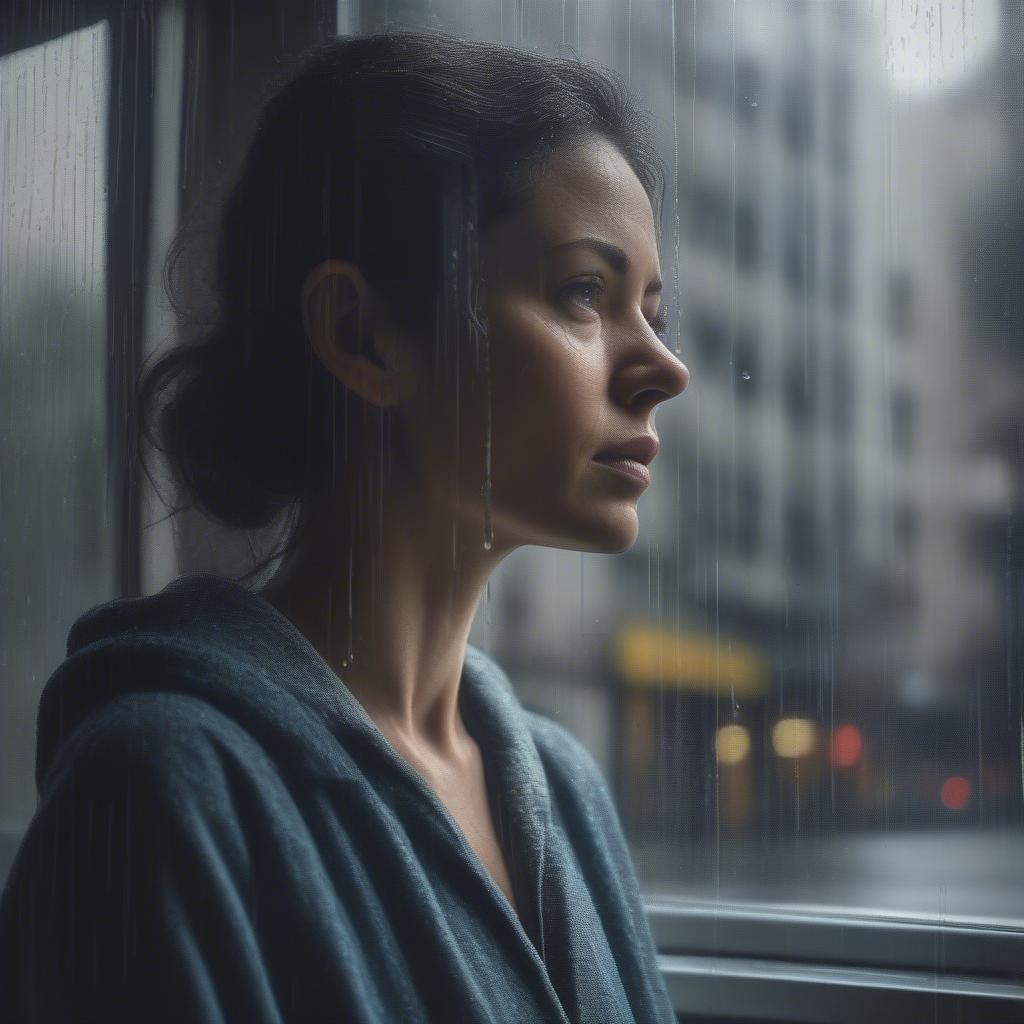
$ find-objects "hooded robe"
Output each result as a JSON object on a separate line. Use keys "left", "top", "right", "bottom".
{"left": 0, "top": 571, "right": 675, "bottom": 1023}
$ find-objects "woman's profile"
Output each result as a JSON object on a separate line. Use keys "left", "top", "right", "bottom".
{"left": 0, "top": 30, "right": 688, "bottom": 1023}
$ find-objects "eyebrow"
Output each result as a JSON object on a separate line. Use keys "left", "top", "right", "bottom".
{"left": 548, "top": 237, "right": 663, "bottom": 296}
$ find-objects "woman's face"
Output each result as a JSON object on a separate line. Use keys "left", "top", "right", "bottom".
{"left": 400, "top": 134, "right": 690, "bottom": 555}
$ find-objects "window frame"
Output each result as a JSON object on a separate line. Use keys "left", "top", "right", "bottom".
{"left": 644, "top": 896, "right": 1024, "bottom": 1021}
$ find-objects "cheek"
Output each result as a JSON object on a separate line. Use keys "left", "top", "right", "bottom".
{"left": 487, "top": 307, "right": 606, "bottom": 487}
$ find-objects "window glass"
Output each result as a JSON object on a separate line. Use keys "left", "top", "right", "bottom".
{"left": 0, "top": 23, "right": 113, "bottom": 852}
{"left": 449, "top": 0, "right": 1024, "bottom": 927}
{"left": 4, "top": 0, "right": 1022, "bottom": 943}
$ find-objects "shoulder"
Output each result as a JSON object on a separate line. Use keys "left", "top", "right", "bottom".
{"left": 44, "top": 690, "right": 269, "bottom": 798}
{"left": 9, "top": 693, "right": 275, "bottom": 931}
{"left": 34, "top": 692, "right": 282, "bottom": 879}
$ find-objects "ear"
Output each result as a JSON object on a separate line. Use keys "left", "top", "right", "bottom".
{"left": 301, "top": 259, "right": 415, "bottom": 408}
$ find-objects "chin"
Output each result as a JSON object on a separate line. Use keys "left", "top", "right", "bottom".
{"left": 488, "top": 495, "right": 641, "bottom": 553}
{"left": 563, "top": 508, "right": 641, "bottom": 554}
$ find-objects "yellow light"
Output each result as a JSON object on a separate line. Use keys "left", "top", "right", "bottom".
{"left": 772, "top": 718, "right": 817, "bottom": 759}
{"left": 614, "top": 623, "right": 768, "bottom": 697}
{"left": 715, "top": 724, "right": 751, "bottom": 765}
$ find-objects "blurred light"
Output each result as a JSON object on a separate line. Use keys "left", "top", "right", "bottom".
{"left": 897, "top": 669, "right": 934, "bottom": 708}
{"left": 715, "top": 724, "right": 751, "bottom": 766}
{"left": 831, "top": 724, "right": 863, "bottom": 768}
{"left": 772, "top": 718, "right": 817, "bottom": 759}
{"left": 615, "top": 623, "right": 768, "bottom": 696}
{"left": 873, "top": 0, "right": 998, "bottom": 98}
{"left": 941, "top": 776, "right": 971, "bottom": 810}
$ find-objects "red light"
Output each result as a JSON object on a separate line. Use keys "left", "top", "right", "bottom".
{"left": 831, "top": 724, "right": 862, "bottom": 768}
{"left": 940, "top": 776, "right": 971, "bottom": 810}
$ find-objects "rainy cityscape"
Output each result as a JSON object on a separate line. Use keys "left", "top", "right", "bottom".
{"left": 3, "top": 1, "right": 1024, "bottom": 1019}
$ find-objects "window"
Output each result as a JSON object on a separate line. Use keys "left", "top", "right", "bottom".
{"left": 783, "top": 495, "right": 817, "bottom": 573}
{"left": 888, "top": 268, "right": 915, "bottom": 338}
{"left": 734, "top": 325, "right": 759, "bottom": 401}
{"left": 894, "top": 500, "right": 918, "bottom": 553}
{"left": 734, "top": 200, "right": 760, "bottom": 272}
{"left": 691, "top": 308, "right": 728, "bottom": 378}
{"left": 828, "top": 68, "right": 853, "bottom": 174}
{"left": 735, "top": 55, "right": 762, "bottom": 125}
{"left": 781, "top": 73, "right": 813, "bottom": 155}
{"left": 685, "top": 178, "right": 731, "bottom": 258}
{"left": 828, "top": 209, "right": 852, "bottom": 312}
{"left": 890, "top": 387, "right": 916, "bottom": 458}
{"left": 6, "top": 3, "right": 1024, "bottom": 1022}
{"left": 1, "top": 21, "right": 116, "bottom": 848}
{"left": 830, "top": 338, "right": 854, "bottom": 436}
{"left": 784, "top": 333, "right": 816, "bottom": 424}
{"left": 782, "top": 188, "right": 817, "bottom": 296}
{"left": 736, "top": 472, "right": 760, "bottom": 558}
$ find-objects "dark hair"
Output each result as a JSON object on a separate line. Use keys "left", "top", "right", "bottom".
{"left": 137, "top": 30, "right": 664, "bottom": 581}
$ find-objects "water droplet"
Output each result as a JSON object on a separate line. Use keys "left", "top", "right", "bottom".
{"left": 741, "top": 371, "right": 751, "bottom": 381}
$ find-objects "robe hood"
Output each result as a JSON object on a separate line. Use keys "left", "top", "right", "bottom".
{"left": 37, "top": 570, "right": 544, "bottom": 811}
{"left": 11, "top": 570, "right": 675, "bottom": 1024}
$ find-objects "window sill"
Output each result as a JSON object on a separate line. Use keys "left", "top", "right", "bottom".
{"left": 646, "top": 896, "right": 1024, "bottom": 1022}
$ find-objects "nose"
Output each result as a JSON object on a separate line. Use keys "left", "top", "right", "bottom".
{"left": 613, "top": 327, "right": 690, "bottom": 412}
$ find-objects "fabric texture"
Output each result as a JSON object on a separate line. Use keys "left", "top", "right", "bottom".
{"left": 0, "top": 571, "right": 675, "bottom": 1023}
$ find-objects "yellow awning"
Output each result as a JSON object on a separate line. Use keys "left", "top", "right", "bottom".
{"left": 613, "top": 622, "right": 768, "bottom": 697}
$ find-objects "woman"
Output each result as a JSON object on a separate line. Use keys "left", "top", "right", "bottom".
{"left": 0, "top": 30, "right": 689, "bottom": 1023}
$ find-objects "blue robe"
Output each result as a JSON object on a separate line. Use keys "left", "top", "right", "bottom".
{"left": 0, "top": 571, "right": 675, "bottom": 1022}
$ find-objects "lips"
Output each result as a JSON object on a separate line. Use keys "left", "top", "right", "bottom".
{"left": 593, "top": 435, "right": 660, "bottom": 466}
{"left": 593, "top": 456, "right": 651, "bottom": 487}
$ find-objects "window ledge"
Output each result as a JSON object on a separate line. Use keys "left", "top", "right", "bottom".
{"left": 646, "top": 896, "right": 1024, "bottom": 1022}
{"left": 657, "top": 953, "right": 1024, "bottom": 1023}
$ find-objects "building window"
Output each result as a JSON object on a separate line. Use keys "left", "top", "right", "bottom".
{"left": 691, "top": 309, "right": 728, "bottom": 377}
{"left": 735, "top": 56, "right": 762, "bottom": 124}
{"left": 783, "top": 190, "right": 816, "bottom": 296}
{"left": 891, "top": 388, "right": 916, "bottom": 458}
{"left": 784, "top": 497, "right": 817, "bottom": 572}
{"left": 828, "top": 69, "right": 853, "bottom": 174}
{"left": 829, "top": 211, "right": 852, "bottom": 313}
{"left": 784, "top": 335, "right": 816, "bottom": 424}
{"left": 734, "top": 326, "right": 759, "bottom": 401}
{"left": 894, "top": 501, "right": 918, "bottom": 552}
{"left": 685, "top": 179, "right": 730, "bottom": 259}
{"left": 782, "top": 73, "right": 813, "bottom": 155}
{"left": 735, "top": 201, "right": 760, "bottom": 273}
{"left": 831, "top": 340, "right": 854, "bottom": 436}
{"left": 888, "top": 269, "right": 915, "bottom": 337}
{"left": 736, "top": 472, "right": 760, "bottom": 558}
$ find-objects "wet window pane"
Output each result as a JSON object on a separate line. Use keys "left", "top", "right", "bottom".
{"left": 3, "top": 1, "right": 1023, "bottom": 991}
{"left": 0, "top": 23, "right": 113, "bottom": 841}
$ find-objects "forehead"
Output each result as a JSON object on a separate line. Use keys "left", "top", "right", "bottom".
{"left": 485, "top": 136, "right": 660, "bottom": 275}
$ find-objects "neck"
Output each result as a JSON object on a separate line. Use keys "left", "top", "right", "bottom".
{"left": 260, "top": 470, "right": 511, "bottom": 760}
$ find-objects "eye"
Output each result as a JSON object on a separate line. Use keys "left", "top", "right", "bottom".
{"left": 559, "top": 279, "right": 603, "bottom": 316}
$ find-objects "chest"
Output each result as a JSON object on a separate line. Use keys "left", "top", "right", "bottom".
{"left": 392, "top": 738, "right": 521, "bottom": 922}
{"left": 435, "top": 769, "right": 520, "bottom": 920}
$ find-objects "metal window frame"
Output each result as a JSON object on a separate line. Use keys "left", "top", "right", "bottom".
{"left": 645, "top": 897, "right": 1024, "bottom": 1022}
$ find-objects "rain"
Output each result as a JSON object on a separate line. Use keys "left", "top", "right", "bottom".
{"left": 1, "top": 0, "right": 1023, "bottom": 1020}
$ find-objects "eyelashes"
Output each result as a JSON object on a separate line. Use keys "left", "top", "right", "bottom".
{"left": 559, "top": 279, "right": 669, "bottom": 339}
